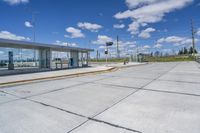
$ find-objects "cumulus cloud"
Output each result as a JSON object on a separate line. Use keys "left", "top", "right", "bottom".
{"left": 65, "top": 27, "right": 85, "bottom": 38}
{"left": 99, "top": 45, "right": 106, "bottom": 49}
{"left": 138, "top": 27, "right": 156, "bottom": 39}
{"left": 143, "top": 45, "right": 151, "bottom": 49}
{"left": 154, "top": 43, "right": 162, "bottom": 48}
{"left": 115, "top": 41, "right": 136, "bottom": 51}
{"left": 0, "top": 31, "right": 30, "bottom": 41}
{"left": 197, "top": 28, "right": 200, "bottom": 36}
{"left": 125, "top": 0, "right": 160, "bottom": 9}
{"left": 115, "top": 0, "right": 193, "bottom": 36}
{"left": 157, "top": 36, "right": 198, "bottom": 46}
{"left": 113, "top": 24, "right": 125, "bottom": 29}
{"left": 24, "top": 21, "right": 33, "bottom": 28}
{"left": 55, "top": 40, "right": 78, "bottom": 47}
{"left": 128, "top": 21, "right": 140, "bottom": 35}
{"left": 77, "top": 22, "right": 102, "bottom": 32}
{"left": 92, "top": 35, "right": 113, "bottom": 45}
{"left": 3, "top": 0, "right": 29, "bottom": 5}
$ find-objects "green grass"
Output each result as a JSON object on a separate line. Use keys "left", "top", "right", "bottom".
{"left": 90, "top": 55, "right": 196, "bottom": 63}
{"left": 144, "top": 55, "right": 195, "bottom": 62}
{"left": 90, "top": 58, "right": 129, "bottom": 63}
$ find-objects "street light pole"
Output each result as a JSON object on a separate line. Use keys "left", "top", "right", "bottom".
{"left": 105, "top": 42, "right": 113, "bottom": 66}
{"left": 106, "top": 45, "right": 108, "bottom": 66}
{"left": 31, "top": 12, "right": 38, "bottom": 66}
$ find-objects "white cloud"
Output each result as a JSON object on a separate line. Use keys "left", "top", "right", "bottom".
{"left": 161, "top": 49, "right": 173, "bottom": 54}
{"left": 0, "top": 51, "right": 4, "bottom": 54}
{"left": 197, "top": 28, "right": 200, "bottom": 36}
{"left": 143, "top": 45, "right": 151, "bottom": 49}
{"left": 157, "top": 36, "right": 198, "bottom": 46}
{"left": 122, "top": 41, "right": 136, "bottom": 46}
{"left": 0, "top": 31, "right": 30, "bottom": 41}
{"left": 3, "top": 0, "right": 29, "bottom": 5}
{"left": 113, "top": 24, "right": 125, "bottom": 29}
{"left": 125, "top": 0, "right": 160, "bottom": 9}
{"left": 138, "top": 27, "right": 156, "bottom": 39}
{"left": 77, "top": 22, "right": 103, "bottom": 32}
{"left": 115, "top": 0, "right": 193, "bottom": 35}
{"left": 115, "top": 0, "right": 193, "bottom": 22}
{"left": 65, "top": 27, "right": 85, "bottom": 38}
{"left": 92, "top": 35, "right": 113, "bottom": 45}
{"left": 158, "top": 36, "right": 186, "bottom": 44}
{"left": 154, "top": 43, "right": 162, "bottom": 48}
{"left": 99, "top": 45, "right": 106, "bottom": 49}
{"left": 55, "top": 40, "right": 78, "bottom": 47}
{"left": 128, "top": 21, "right": 140, "bottom": 35}
{"left": 116, "top": 41, "right": 136, "bottom": 51}
{"left": 24, "top": 21, "right": 33, "bottom": 28}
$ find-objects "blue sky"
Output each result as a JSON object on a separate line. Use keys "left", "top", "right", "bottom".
{"left": 0, "top": 0, "right": 200, "bottom": 58}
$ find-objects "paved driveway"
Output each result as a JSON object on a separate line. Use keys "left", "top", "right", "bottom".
{"left": 0, "top": 62, "right": 200, "bottom": 133}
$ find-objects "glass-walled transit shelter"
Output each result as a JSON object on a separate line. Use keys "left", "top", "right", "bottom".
{"left": 0, "top": 39, "right": 93, "bottom": 71}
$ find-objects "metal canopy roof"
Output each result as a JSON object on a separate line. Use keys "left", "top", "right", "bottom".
{"left": 0, "top": 38, "right": 94, "bottom": 52}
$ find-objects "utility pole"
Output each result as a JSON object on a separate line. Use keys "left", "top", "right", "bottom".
{"left": 96, "top": 50, "right": 99, "bottom": 61}
{"left": 191, "top": 19, "right": 196, "bottom": 56}
{"left": 136, "top": 43, "right": 139, "bottom": 62}
{"left": 117, "top": 35, "right": 120, "bottom": 58}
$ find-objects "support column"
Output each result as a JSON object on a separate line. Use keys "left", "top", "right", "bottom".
{"left": 81, "top": 52, "right": 83, "bottom": 67}
{"left": 39, "top": 48, "right": 52, "bottom": 69}
{"left": 70, "top": 51, "right": 79, "bottom": 68}
{"left": 8, "top": 51, "right": 14, "bottom": 70}
{"left": 86, "top": 52, "right": 89, "bottom": 66}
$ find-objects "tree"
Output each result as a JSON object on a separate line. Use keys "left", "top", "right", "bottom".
{"left": 189, "top": 47, "right": 198, "bottom": 54}
{"left": 183, "top": 47, "right": 188, "bottom": 55}
{"left": 178, "top": 50, "right": 183, "bottom": 55}
{"left": 154, "top": 51, "right": 160, "bottom": 57}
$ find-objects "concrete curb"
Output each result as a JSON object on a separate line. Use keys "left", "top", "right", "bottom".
{"left": 0, "top": 67, "right": 117, "bottom": 87}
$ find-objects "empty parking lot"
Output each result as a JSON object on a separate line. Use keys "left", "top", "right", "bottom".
{"left": 0, "top": 62, "right": 200, "bottom": 133}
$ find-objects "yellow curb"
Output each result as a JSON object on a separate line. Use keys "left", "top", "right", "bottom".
{"left": 0, "top": 67, "right": 118, "bottom": 87}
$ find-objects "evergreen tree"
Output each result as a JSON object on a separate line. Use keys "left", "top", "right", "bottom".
{"left": 189, "top": 47, "right": 193, "bottom": 54}
{"left": 183, "top": 47, "right": 188, "bottom": 54}
{"left": 189, "top": 47, "right": 198, "bottom": 54}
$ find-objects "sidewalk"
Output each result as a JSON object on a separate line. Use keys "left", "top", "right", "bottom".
{"left": 0, "top": 63, "right": 145, "bottom": 86}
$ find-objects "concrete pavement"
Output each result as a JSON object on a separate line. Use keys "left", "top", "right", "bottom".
{"left": 0, "top": 61, "right": 200, "bottom": 133}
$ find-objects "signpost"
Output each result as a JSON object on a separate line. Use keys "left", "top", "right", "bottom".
{"left": 105, "top": 42, "right": 113, "bottom": 66}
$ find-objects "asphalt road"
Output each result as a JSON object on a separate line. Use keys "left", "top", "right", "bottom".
{"left": 0, "top": 62, "right": 200, "bottom": 133}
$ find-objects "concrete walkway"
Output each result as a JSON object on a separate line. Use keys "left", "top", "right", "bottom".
{"left": 0, "top": 62, "right": 145, "bottom": 86}
{"left": 0, "top": 66, "right": 113, "bottom": 86}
